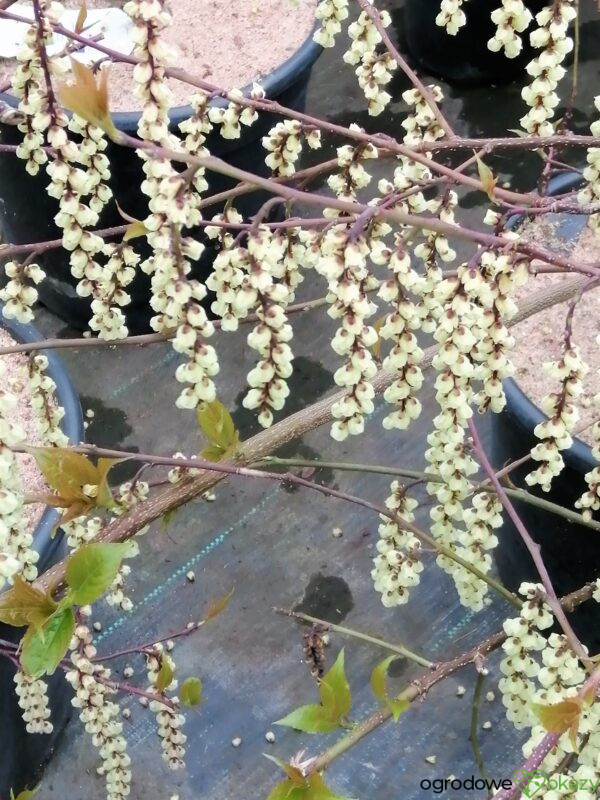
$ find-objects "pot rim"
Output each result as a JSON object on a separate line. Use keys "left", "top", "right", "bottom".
{"left": 0, "top": 24, "right": 323, "bottom": 130}
{"left": 0, "top": 312, "right": 84, "bottom": 568}
{"left": 504, "top": 170, "right": 596, "bottom": 473}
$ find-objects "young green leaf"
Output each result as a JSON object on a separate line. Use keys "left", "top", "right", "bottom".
{"left": 263, "top": 754, "right": 305, "bottom": 784}
{"left": 65, "top": 542, "right": 136, "bottom": 605}
{"left": 95, "top": 457, "right": 121, "bottom": 509}
{"left": 0, "top": 576, "right": 57, "bottom": 629}
{"left": 155, "top": 659, "right": 175, "bottom": 693}
{"left": 533, "top": 698, "right": 581, "bottom": 750}
{"left": 180, "top": 677, "right": 203, "bottom": 707}
{"left": 204, "top": 587, "right": 234, "bottom": 623}
{"left": 10, "top": 786, "right": 39, "bottom": 800}
{"left": 275, "top": 703, "right": 340, "bottom": 734}
{"left": 74, "top": 0, "right": 87, "bottom": 32}
{"left": 21, "top": 608, "right": 75, "bottom": 677}
{"left": 197, "top": 400, "right": 240, "bottom": 461}
{"left": 26, "top": 447, "right": 98, "bottom": 503}
{"left": 319, "top": 649, "right": 351, "bottom": 722}
{"left": 275, "top": 650, "right": 352, "bottom": 733}
{"left": 57, "top": 60, "right": 121, "bottom": 142}
{"left": 476, "top": 155, "right": 498, "bottom": 202}
{"left": 370, "top": 656, "right": 409, "bottom": 722}
{"left": 266, "top": 772, "right": 350, "bottom": 800}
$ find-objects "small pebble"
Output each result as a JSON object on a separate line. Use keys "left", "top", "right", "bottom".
{"left": 123, "top": 666, "right": 134, "bottom": 679}
{"left": 322, "top": 633, "right": 330, "bottom": 646}
{"left": 166, "top": 640, "right": 175, "bottom": 652}
{"left": 332, "top": 527, "right": 342, "bottom": 538}
{"left": 122, "top": 708, "right": 131, "bottom": 720}
{"left": 265, "top": 731, "right": 276, "bottom": 743}
{"left": 485, "top": 691, "right": 495, "bottom": 703}
{"left": 425, "top": 755, "right": 436, "bottom": 765}
{"left": 170, "top": 795, "right": 179, "bottom": 800}
{"left": 232, "top": 737, "right": 242, "bottom": 748}
{"left": 186, "top": 571, "right": 195, "bottom": 583}
{"left": 83, "top": 421, "right": 89, "bottom": 430}
{"left": 139, "top": 696, "right": 149, "bottom": 707}
{"left": 456, "top": 685, "right": 466, "bottom": 697}
{"left": 93, "top": 621, "right": 102, "bottom": 632}
{"left": 85, "top": 408, "right": 95, "bottom": 419}
{"left": 202, "top": 490, "right": 216, "bottom": 502}
{"left": 482, "top": 721, "right": 492, "bottom": 730}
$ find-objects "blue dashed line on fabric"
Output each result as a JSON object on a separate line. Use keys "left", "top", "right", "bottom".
{"left": 95, "top": 488, "right": 278, "bottom": 645}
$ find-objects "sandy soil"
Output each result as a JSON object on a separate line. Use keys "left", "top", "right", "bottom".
{"left": 511, "top": 220, "right": 600, "bottom": 447}
{"left": 0, "top": 0, "right": 319, "bottom": 110}
{"left": 0, "top": 327, "right": 51, "bottom": 535}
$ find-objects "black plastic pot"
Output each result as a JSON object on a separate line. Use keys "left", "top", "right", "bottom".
{"left": 491, "top": 173, "right": 600, "bottom": 648}
{"left": 0, "top": 32, "right": 322, "bottom": 333}
{"left": 0, "top": 312, "right": 83, "bottom": 796}
{"left": 403, "top": 0, "right": 546, "bottom": 86}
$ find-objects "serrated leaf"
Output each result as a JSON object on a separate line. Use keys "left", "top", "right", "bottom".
{"left": 180, "top": 677, "right": 203, "bottom": 707}
{"left": 155, "top": 658, "right": 174, "bottom": 693}
{"left": 204, "top": 587, "right": 234, "bottom": 623}
{"left": 57, "top": 60, "right": 120, "bottom": 142}
{"left": 319, "top": 649, "right": 351, "bottom": 721}
{"left": 26, "top": 447, "right": 98, "bottom": 503}
{"left": 21, "top": 608, "right": 75, "bottom": 677}
{"left": 275, "top": 703, "right": 340, "bottom": 733}
{"left": 476, "top": 155, "right": 497, "bottom": 202}
{"left": 65, "top": 542, "right": 135, "bottom": 605}
{"left": 75, "top": 0, "right": 87, "bottom": 32}
{"left": 197, "top": 400, "right": 240, "bottom": 461}
{"left": 0, "top": 576, "right": 57, "bottom": 629}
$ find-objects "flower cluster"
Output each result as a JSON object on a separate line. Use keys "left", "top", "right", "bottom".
{"left": 27, "top": 354, "right": 68, "bottom": 446}
{"left": 0, "top": 370, "right": 38, "bottom": 584}
{"left": 343, "top": 5, "right": 396, "bottom": 116}
{"left": 425, "top": 274, "right": 478, "bottom": 579}
{"left": 452, "top": 492, "right": 503, "bottom": 611}
{"left": 179, "top": 90, "right": 214, "bottom": 153}
{"left": 520, "top": 1, "right": 576, "bottom": 135}
{"left": 401, "top": 86, "right": 446, "bottom": 146}
{"left": 314, "top": 0, "right": 349, "bottom": 48}
{"left": 67, "top": 624, "right": 132, "bottom": 800}
{"left": 146, "top": 645, "right": 186, "bottom": 769}
{"left": 498, "top": 583, "right": 553, "bottom": 729}
{"left": 526, "top": 345, "right": 587, "bottom": 492}
{"left": 436, "top": 0, "right": 468, "bottom": 35}
{"left": 372, "top": 482, "right": 423, "bottom": 606}
{"left": 577, "top": 381, "right": 600, "bottom": 520}
{"left": 208, "top": 88, "right": 259, "bottom": 140}
{"left": 263, "top": 120, "right": 303, "bottom": 177}
{"left": 64, "top": 515, "right": 103, "bottom": 550}
{"left": 14, "top": 670, "right": 53, "bottom": 734}
{"left": 86, "top": 243, "right": 139, "bottom": 341}
{"left": 0, "top": 261, "right": 45, "bottom": 324}
{"left": 314, "top": 229, "right": 379, "bottom": 441}
{"left": 467, "top": 250, "right": 528, "bottom": 413}
{"left": 242, "top": 229, "right": 294, "bottom": 428}
{"left": 68, "top": 115, "right": 112, "bottom": 215}
{"left": 327, "top": 132, "right": 378, "bottom": 202}
{"left": 579, "top": 97, "right": 600, "bottom": 231}
{"left": 488, "top": 0, "right": 533, "bottom": 58}
{"left": 534, "top": 633, "right": 586, "bottom": 705}
{"left": 377, "top": 241, "right": 424, "bottom": 431}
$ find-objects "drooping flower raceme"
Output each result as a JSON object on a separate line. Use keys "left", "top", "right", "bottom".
{"left": 488, "top": 0, "right": 533, "bottom": 58}
{"left": 520, "top": 0, "right": 576, "bottom": 135}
